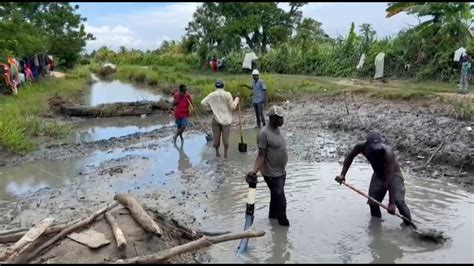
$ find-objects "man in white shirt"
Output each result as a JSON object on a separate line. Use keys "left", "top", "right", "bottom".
{"left": 201, "top": 80, "right": 240, "bottom": 159}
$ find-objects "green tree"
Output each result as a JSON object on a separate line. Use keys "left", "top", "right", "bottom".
{"left": 186, "top": 2, "right": 307, "bottom": 55}
{"left": 0, "top": 2, "right": 93, "bottom": 68}
{"left": 293, "top": 18, "right": 329, "bottom": 51}
{"left": 359, "top": 23, "right": 376, "bottom": 53}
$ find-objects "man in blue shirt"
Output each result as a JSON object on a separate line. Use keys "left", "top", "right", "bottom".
{"left": 249, "top": 69, "right": 267, "bottom": 128}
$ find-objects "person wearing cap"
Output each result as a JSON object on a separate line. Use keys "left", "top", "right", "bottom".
{"left": 173, "top": 84, "right": 192, "bottom": 144}
{"left": 335, "top": 131, "right": 413, "bottom": 226}
{"left": 246, "top": 105, "right": 289, "bottom": 226}
{"left": 245, "top": 69, "right": 267, "bottom": 128}
{"left": 200, "top": 80, "right": 240, "bottom": 159}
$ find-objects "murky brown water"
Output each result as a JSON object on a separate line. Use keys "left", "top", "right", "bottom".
{"left": 86, "top": 78, "right": 163, "bottom": 106}
{"left": 1, "top": 79, "right": 472, "bottom": 263}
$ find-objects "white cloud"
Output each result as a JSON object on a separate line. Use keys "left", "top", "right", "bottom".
{"left": 84, "top": 3, "right": 199, "bottom": 52}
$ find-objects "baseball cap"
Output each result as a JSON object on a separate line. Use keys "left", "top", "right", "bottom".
{"left": 366, "top": 131, "right": 383, "bottom": 149}
{"left": 252, "top": 69, "right": 259, "bottom": 75}
{"left": 215, "top": 80, "right": 224, "bottom": 89}
{"left": 267, "top": 105, "right": 285, "bottom": 118}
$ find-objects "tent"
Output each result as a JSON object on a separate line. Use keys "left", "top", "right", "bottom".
{"left": 242, "top": 52, "right": 258, "bottom": 70}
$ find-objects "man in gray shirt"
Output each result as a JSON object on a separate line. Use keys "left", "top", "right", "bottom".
{"left": 248, "top": 69, "right": 267, "bottom": 128}
{"left": 246, "top": 105, "right": 289, "bottom": 226}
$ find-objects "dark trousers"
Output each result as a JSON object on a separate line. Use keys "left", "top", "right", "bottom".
{"left": 253, "top": 102, "right": 266, "bottom": 127}
{"left": 263, "top": 174, "right": 287, "bottom": 221}
{"left": 368, "top": 174, "right": 412, "bottom": 225}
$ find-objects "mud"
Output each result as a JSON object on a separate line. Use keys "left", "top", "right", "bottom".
{"left": 0, "top": 79, "right": 472, "bottom": 263}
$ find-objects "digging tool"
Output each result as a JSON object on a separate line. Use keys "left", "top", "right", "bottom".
{"left": 236, "top": 174, "right": 257, "bottom": 254}
{"left": 334, "top": 176, "right": 448, "bottom": 244}
{"left": 237, "top": 101, "right": 247, "bottom": 153}
{"left": 187, "top": 99, "right": 213, "bottom": 142}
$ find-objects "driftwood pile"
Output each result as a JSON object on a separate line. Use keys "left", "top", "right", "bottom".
{"left": 0, "top": 193, "right": 265, "bottom": 264}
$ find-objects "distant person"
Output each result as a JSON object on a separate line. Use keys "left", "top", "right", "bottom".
{"left": 459, "top": 54, "right": 471, "bottom": 94}
{"left": 247, "top": 105, "right": 289, "bottom": 226}
{"left": 173, "top": 84, "right": 192, "bottom": 144}
{"left": 200, "top": 80, "right": 240, "bottom": 159}
{"left": 335, "top": 132, "right": 414, "bottom": 227}
{"left": 242, "top": 69, "right": 267, "bottom": 128}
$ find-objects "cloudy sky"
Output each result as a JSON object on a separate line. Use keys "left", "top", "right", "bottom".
{"left": 75, "top": 2, "right": 421, "bottom": 52}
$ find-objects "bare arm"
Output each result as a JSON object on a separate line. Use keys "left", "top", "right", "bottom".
{"left": 339, "top": 143, "right": 365, "bottom": 179}
{"left": 253, "top": 149, "right": 265, "bottom": 174}
{"left": 227, "top": 92, "right": 239, "bottom": 110}
{"left": 200, "top": 94, "right": 211, "bottom": 111}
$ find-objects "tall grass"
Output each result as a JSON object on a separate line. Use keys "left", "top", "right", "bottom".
{"left": 0, "top": 70, "right": 89, "bottom": 154}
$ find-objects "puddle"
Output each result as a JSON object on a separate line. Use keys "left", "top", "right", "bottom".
{"left": 66, "top": 115, "right": 175, "bottom": 143}
{"left": 86, "top": 78, "right": 164, "bottom": 106}
{"left": 0, "top": 127, "right": 472, "bottom": 263}
{"left": 198, "top": 161, "right": 473, "bottom": 263}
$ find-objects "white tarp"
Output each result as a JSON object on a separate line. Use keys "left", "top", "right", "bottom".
{"left": 356, "top": 53, "right": 366, "bottom": 70}
{"left": 242, "top": 52, "right": 258, "bottom": 69}
{"left": 374, "top": 52, "right": 385, "bottom": 79}
{"left": 454, "top": 47, "right": 467, "bottom": 62}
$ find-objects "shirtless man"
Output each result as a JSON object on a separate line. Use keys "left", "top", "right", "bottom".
{"left": 335, "top": 131, "right": 413, "bottom": 226}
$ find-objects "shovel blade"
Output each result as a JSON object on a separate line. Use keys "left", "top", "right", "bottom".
{"left": 236, "top": 214, "right": 254, "bottom": 254}
{"left": 205, "top": 134, "right": 213, "bottom": 142}
{"left": 238, "top": 143, "right": 247, "bottom": 153}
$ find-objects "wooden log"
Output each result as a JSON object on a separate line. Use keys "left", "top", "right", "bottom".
{"left": 114, "top": 230, "right": 265, "bottom": 264}
{"left": 14, "top": 202, "right": 119, "bottom": 264}
{"left": 0, "top": 218, "right": 55, "bottom": 262}
{"left": 104, "top": 212, "right": 127, "bottom": 250}
{"left": 144, "top": 207, "right": 230, "bottom": 240}
{"left": 0, "top": 219, "right": 81, "bottom": 244}
{"left": 58, "top": 100, "right": 171, "bottom": 118}
{"left": 114, "top": 194, "right": 162, "bottom": 238}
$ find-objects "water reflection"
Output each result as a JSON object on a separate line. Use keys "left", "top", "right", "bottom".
{"left": 368, "top": 219, "right": 404, "bottom": 264}
{"left": 175, "top": 142, "right": 192, "bottom": 172}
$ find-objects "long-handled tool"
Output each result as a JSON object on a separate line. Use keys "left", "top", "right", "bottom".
{"left": 236, "top": 174, "right": 257, "bottom": 254}
{"left": 237, "top": 101, "right": 247, "bottom": 153}
{"left": 334, "top": 177, "right": 448, "bottom": 244}
{"left": 187, "top": 99, "right": 213, "bottom": 142}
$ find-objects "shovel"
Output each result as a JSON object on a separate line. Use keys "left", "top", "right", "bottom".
{"left": 236, "top": 174, "right": 257, "bottom": 254}
{"left": 334, "top": 176, "right": 448, "bottom": 244}
{"left": 237, "top": 101, "right": 247, "bottom": 153}
{"left": 187, "top": 99, "right": 213, "bottom": 142}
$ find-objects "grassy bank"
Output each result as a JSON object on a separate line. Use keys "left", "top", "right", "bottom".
{"left": 104, "top": 63, "right": 473, "bottom": 118}
{"left": 0, "top": 65, "right": 92, "bottom": 154}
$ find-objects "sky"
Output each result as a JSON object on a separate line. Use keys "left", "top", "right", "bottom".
{"left": 75, "top": 2, "right": 422, "bottom": 53}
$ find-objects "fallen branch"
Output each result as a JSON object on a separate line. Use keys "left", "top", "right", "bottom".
{"left": 144, "top": 207, "right": 230, "bottom": 240}
{"left": 0, "top": 219, "right": 81, "bottom": 244}
{"left": 0, "top": 218, "right": 55, "bottom": 263}
{"left": 423, "top": 140, "right": 445, "bottom": 168}
{"left": 113, "top": 230, "right": 265, "bottom": 264}
{"left": 58, "top": 100, "right": 171, "bottom": 117}
{"left": 104, "top": 212, "right": 127, "bottom": 250}
{"left": 114, "top": 194, "right": 162, "bottom": 237}
{"left": 15, "top": 202, "right": 119, "bottom": 263}
{"left": 343, "top": 90, "right": 350, "bottom": 115}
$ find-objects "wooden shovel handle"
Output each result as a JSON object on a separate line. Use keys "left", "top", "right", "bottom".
{"left": 336, "top": 178, "right": 416, "bottom": 227}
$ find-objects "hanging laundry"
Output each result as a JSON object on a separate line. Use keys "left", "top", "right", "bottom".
{"left": 453, "top": 47, "right": 467, "bottom": 62}
{"left": 356, "top": 53, "right": 366, "bottom": 70}
{"left": 242, "top": 52, "right": 258, "bottom": 70}
{"left": 374, "top": 52, "right": 385, "bottom": 79}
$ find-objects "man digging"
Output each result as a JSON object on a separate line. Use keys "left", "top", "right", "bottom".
{"left": 335, "top": 131, "right": 414, "bottom": 227}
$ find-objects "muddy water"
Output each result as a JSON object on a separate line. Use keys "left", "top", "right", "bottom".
{"left": 198, "top": 161, "right": 473, "bottom": 263}
{"left": 4, "top": 127, "right": 471, "bottom": 262}
{"left": 66, "top": 115, "right": 174, "bottom": 143}
{"left": 86, "top": 78, "right": 164, "bottom": 106}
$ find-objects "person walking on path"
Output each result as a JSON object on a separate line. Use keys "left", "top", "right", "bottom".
{"left": 246, "top": 105, "right": 289, "bottom": 226}
{"left": 173, "top": 84, "right": 192, "bottom": 144}
{"left": 200, "top": 80, "right": 240, "bottom": 159}
{"left": 335, "top": 131, "right": 414, "bottom": 226}
{"left": 241, "top": 69, "right": 267, "bottom": 128}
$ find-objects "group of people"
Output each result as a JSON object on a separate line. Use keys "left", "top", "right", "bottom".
{"left": 171, "top": 69, "right": 414, "bottom": 229}
{"left": 0, "top": 54, "right": 54, "bottom": 95}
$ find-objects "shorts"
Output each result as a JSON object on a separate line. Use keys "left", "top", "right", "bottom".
{"left": 211, "top": 117, "right": 230, "bottom": 148}
{"left": 175, "top": 118, "right": 188, "bottom": 129}
{"left": 367, "top": 173, "right": 405, "bottom": 205}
